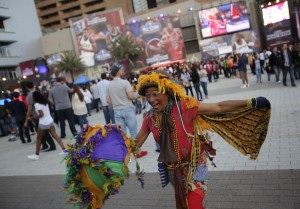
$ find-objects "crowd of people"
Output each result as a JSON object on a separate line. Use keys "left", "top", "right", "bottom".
{"left": 2, "top": 42, "right": 299, "bottom": 208}
{"left": 0, "top": 43, "right": 298, "bottom": 162}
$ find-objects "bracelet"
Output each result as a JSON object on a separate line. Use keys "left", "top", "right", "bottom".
{"left": 247, "top": 98, "right": 252, "bottom": 108}
{"left": 247, "top": 98, "right": 257, "bottom": 108}
{"left": 252, "top": 98, "right": 257, "bottom": 108}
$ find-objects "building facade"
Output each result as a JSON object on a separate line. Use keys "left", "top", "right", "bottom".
{"left": 35, "top": 0, "right": 134, "bottom": 33}
{"left": 0, "top": 0, "right": 44, "bottom": 91}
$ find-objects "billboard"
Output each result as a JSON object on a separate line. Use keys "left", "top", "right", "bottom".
{"left": 262, "top": 1, "right": 290, "bottom": 25}
{"left": 125, "top": 16, "right": 186, "bottom": 66}
{"left": 199, "top": 30, "right": 260, "bottom": 60}
{"left": 262, "top": 1, "right": 292, "bottom": 47}
{"left": 199, "top": 1, "right": 251, "bottom": 39}
{"left": 69, "top": 9, "right": 125, "bottom": 67}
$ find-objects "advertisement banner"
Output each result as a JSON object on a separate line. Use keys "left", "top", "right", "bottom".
{"left": 264, "top": 19, "right": 292, "bottom": 47}
{"left": 262, "top": 1, "right": 292, "bottom": 47}
{"left": 199, "top": 30, "right": 260, "bottom": 60}
{"left": 126, "top": 16, "right": 186, "bottom": 66}
{"left": 69, "top": 9, "right": 125, "bottom": 67}
{"left": 19, "top": 60, "right": 35, "bottom": 77}
{"left": 198, "top": 1, "right": 251, "bottom": 39}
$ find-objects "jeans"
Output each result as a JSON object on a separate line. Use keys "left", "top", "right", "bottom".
{"left": 193, "top": 83, "right": 203, "bottom": 100}
{"left": 114, "top": 107, "right": 137, "bottom": 137}
{"left": 102, "top": 105, "right": 115, "bottom": 124}
{"left": 272, "top": 65, "right": 281, "bottom": 82}
{"left": 77, "top": 114, "right": 88, "bottom": 129}
{"left": 56, "top": 107, "right": 77, "bottom": 137}
{"left": 200, "top": 82, "right": 208, "bottom": 97}
{"left": 282, "top": 66, "right": 295, "bottom": 86}
{"left": 184, "top": 86, "right": 194, "bottom": 97}
{"left": 255, "top": 66, "right": 262, "bottom": 82}
{"left": 86, "top": 103, "right": 92, "bottom": 115}
{"left": 134, "top": 99, "right": 142, "bottom": 114}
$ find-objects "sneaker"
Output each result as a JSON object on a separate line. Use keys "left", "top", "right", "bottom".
{"left": 59, "top": 149, "right": 68, "bottom": 155}
{"left": 28, "top": 154, "right": 39, "bottom": 160}
{"left": 241, "top": 85, "right": 247, "bottom": 88}
{"left": 277, "top": 80, "right": 281, "bottom": 84}
{"left": 136, "top": 150, "right": 148, "bottom": 158}
{"left": 246, "top": 84, "right": 250, "bottom": 88}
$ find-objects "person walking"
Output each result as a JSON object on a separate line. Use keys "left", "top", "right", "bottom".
{"left": 48, "top": 77, "right": 78, "bottom": 138}
{"left": 97, "top": 73, "right": 115, "bottom": 124}
{"left": 181, "top": 67, "right": 194, "bottom": 97}
{"left": 90, "top": 81, "right": 101, "bottom": 113}
{"left": 8, "top": 92, "right": 31, "bottom": 144}
{"left": 25, "top": 81, "right": 56, "bottom": 151}
{"left": 106, "top": 65, "right": 147, "bottom": 158}
{"left": 28, "top": 91, "right": 67, "bottom": 160}
{"left": 71, "top": 85, "right": 88, "bottom": 130}
{"left": 82, "top": 85, "right": 93, "bottom": 116}
{"left": 238, "top": 53, "right": 249, "bottom": 88}
{"left": 190, "top": 65, "right": 203, "bottom": 101}
{"left": 269, "top": 47, "right": 281, "bottom": 83}
{"left": 281, "top": 44, "right": 296, "bottom": 87}
{"left": 254, "top": 53, "right": 262, "bottom": 83}
{"left": 199, "top": 64, "right": 209, "bottom": 99}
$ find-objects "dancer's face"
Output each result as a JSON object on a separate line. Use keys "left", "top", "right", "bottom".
{"left": 145, "top": 87, "right": 168, "bottom": 113}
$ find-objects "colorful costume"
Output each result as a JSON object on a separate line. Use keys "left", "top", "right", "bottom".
{"left": 64, "top": 125, "right": 143, "bottom": 209}
{"left": 137, "top": 71, "right": 271, "bottom": 209}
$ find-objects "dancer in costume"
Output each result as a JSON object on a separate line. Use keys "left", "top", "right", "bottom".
{"left": 134, "top": 70, "right": 271, "bottom": 209}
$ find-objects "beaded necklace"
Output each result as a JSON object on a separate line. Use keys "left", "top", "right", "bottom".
{"left": 153, "top": 105, "right": 182, "bottom": 169}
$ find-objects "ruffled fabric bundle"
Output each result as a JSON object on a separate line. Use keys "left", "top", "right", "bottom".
{"left": 64, "top": 125, "right": 144, "bottom": 209}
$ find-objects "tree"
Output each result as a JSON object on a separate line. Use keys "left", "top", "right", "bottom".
{"left": 55, "top": 52, "right": 85, "bottom": 82}
{"left": 109, "top": 35, "right": 142, "bottom": 73}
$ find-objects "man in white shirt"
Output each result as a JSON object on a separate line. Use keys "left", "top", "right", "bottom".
{"left": 97, "top": 73, "right": 115, "bottom": 124}
{"left": 106, "top": 65, "right": 147, "bottom": 158}
{"left": 90, "top": 81, "right": 101, "bottom": 113}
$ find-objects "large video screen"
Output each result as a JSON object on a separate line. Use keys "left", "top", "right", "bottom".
{"left": 262, "top": 1, "right": 290, "bottom": 26}
{"left": 199, "top": 1, "right": 251, "bottom": 39}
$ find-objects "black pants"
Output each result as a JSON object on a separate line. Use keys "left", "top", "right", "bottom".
{"left": 193, "top": 83, "right": 203, "bottom": 100}
{"left": 56, "top": 108, "right": 77, "bottom": 138}
{"left": 34, "top": 119, "right": 56, "bottom": 149}
{"left": 16, "top": 119, "right": 30, "bottom": 143}
{"left": 93, "top": 98, "right": 101, "bottom": 112}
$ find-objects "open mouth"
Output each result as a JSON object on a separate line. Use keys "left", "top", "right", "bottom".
{"left": 151, "top": 103, "right": 160, "bottom": 110}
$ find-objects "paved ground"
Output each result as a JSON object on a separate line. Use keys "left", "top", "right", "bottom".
{"left": 0, "top": 73, "right": 300, "bottom": 209}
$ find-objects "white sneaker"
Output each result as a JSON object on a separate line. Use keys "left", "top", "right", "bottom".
{"left": 241, "top": 85, "right": 247, "bottom": 88}
{"left": 277, "top": 80, "right": 281, "bottom": 83}
{"left": 246, "top": 83, "right": 250, "bottom": 87}
{"left": 28, "top": 154, "right": 39, "bottom": 160}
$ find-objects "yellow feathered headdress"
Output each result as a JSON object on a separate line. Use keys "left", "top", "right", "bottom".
{"left": 137, "top": 70, "right": 199, "bottom": 109}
